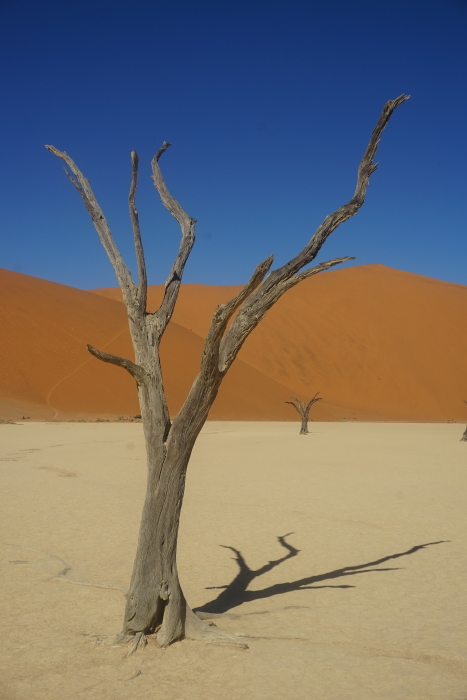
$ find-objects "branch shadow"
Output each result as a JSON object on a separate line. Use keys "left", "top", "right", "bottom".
{"left": 194, "top": 534, "right": 447, "bottom": 614}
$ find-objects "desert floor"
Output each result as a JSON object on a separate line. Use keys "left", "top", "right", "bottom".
{"left": 1, "top": 421, "right": 466, "bottom": 700}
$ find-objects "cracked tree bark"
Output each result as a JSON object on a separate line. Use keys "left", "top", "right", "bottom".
{"left": 286, "top": 393, "right": 322, "bottom": 434}
{"left": 46, "top": 94, "right": 408, "bottom": 649}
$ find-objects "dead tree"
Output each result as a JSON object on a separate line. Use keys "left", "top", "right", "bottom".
{"left": 462, "top": 401, "right": 467, "bottom": 441}
{"left": 286, "top": 392, "right": 322, "bottom": 434}
{"left": 46, "top": 94, "right": 408, "bottom": 651}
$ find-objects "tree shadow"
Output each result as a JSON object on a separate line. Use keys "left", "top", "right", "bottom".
{"left": 194, "top": 534, "right": 447, "bottom": 614}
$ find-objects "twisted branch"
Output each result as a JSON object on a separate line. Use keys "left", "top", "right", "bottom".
{"left": 217, "top": 95, "right": 409, "bottom": 372}
{"left": 151, "top": 142, "right": 196, "bottom": 335}
{"left": 261, "top": 94, "right": 410, "bottom": 293}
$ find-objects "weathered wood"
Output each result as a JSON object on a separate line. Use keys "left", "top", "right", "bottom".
{"left": 46, "top": 94, "right": 408, "bottom": 649}
{"left": 218, "top": 256, "right": 355, "bottom": 372}
{"left": 86, "top": 344, "right": 147, "bottom": 383}
{"left": 129, "top": 150, "right": 147, "bottom": 314}
{"left": 218, "top": 94, "right": 409, "bottom": 373}
{"left": 44, "top": 145, "right": 137, "bottom": 309}
{"left": 286, "top": 393, "right": 322, "bottom": 434}
{"left": 151, "top": 142, "right": 196, "bottom": 337}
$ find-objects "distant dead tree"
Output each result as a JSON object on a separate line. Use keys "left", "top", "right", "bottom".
{"left": 462, "top": 401, "right": 467, "bottom": 442}
{"left": 46, "top": 94, "right": 408, "bottom": 652}
{"left": 286, "top": 393, "right": 322, "bottom": 434}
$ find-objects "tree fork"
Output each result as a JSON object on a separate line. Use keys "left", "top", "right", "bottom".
{"left": 286, "top": 393, "right": 322, "bottom": 435}
{"left": 46, "top": 94, "right": 409, "bottom": 649}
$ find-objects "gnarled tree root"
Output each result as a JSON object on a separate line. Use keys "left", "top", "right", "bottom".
{"left": 113, "top": 606, "right": 315, "bottom": 652}
{"left": 5, "top": 545, "right": 250, "bottom": 650}
{"left": 125, "top": 631, "right": 148, "bottom": 656}
{"left": 116, "top": 607, "right": 250, "bottom": 653}
{"left": 184, "top": 607, "right": 249, "bottom": 648}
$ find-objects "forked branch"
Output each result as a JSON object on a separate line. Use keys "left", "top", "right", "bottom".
{"left": 46, "top": 142, "right": 197, "bottom": 342}
{"left": 200, "top": 255, "right": 274, "bottom": 377}
{"left": 218, "top": 256, "right": 354, "bottom": 372}
{"left": 286, "top": 393, "right": 322, "bottom": 435}
{"left": 306, "top": 392, "right": 322, "bottom": 412}
{"left": 261, "top": 94, "right": 410, "bottom": 291}
{"left": 286, "top": 392, "right": 322, "bottom": 415}
{"left": 217, "top": 95, "right": 409, "bottom": 372}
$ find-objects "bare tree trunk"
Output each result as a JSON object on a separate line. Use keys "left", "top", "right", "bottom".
{"left": 46, "top": 94, "right": 408, "bottom": 649}
{"left": 122, "top": 434, "right": 193, "bottom": 645}
{"left": 286, "top": 393, "right": 322, "bottom": 435}
{"left": 121, "top": 418, "right": 243, "bottom": 646}
{"left": 462, "top": 402, "right": 467, "bottom": 441}
{"left": 121, "top": 364, "right": 242, "bottom": 646}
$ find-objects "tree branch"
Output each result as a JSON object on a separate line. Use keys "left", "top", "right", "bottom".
{"left": 219, "top": 256, "right": 353, "bottom": 372}
{"left": 285, "top": 399, "right": 302, "bottom": 410}
{"left": 200, "top": 255, "right": 274, "bottom": 374}
{"left": 45, "top": 145, "right": 137, "bottom": 307}
{"left": 173, "top": 255, "right": 274, "bottom": 430}
{"left": 286, "top": 397, "right": 306, "bottom": 417}
{"left": 150, "top": 142, "right": 196, "bottom": 335}
{"left": 129, "top": 150, "right": 147, "bottom": 313}
{"left": 306, "top": 392, "right": 322, "bottom": 412}
{"left": 260, "top": 94, "right": 410, "bottom": 293}
{"left": 286, "top": 393, "right": 321, "bottom": 423}
{"left": 218, "top": 94, "right": 409, "bottom": 372}
{"left": 86, "top": 344, "right": 148, "bottom": 384}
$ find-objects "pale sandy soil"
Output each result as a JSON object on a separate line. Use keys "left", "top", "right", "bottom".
{"left": 1, "top": 421, "right": 466, "bottom": 700}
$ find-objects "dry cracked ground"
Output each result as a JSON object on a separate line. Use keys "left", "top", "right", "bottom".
{"left": 1, "top": 421, "right": 466, "bottom": 700}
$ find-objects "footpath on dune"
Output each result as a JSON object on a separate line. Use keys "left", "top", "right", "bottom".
{"left": 1, "top": 264, "right": 466, "bottom": 422}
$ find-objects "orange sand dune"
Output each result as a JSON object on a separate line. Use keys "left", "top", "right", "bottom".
{"left": 0, "top": 269, "right": 295, "bottom": 421}
{"left": 95, "top": 264, "right": 467, "bottom": 422}
{"left": 1, "top": 264, "right": 466, "bottom": 422}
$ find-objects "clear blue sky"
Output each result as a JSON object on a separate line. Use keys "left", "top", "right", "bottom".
{"left": 1, "top": 0, "right": 466, "bottom": 289}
